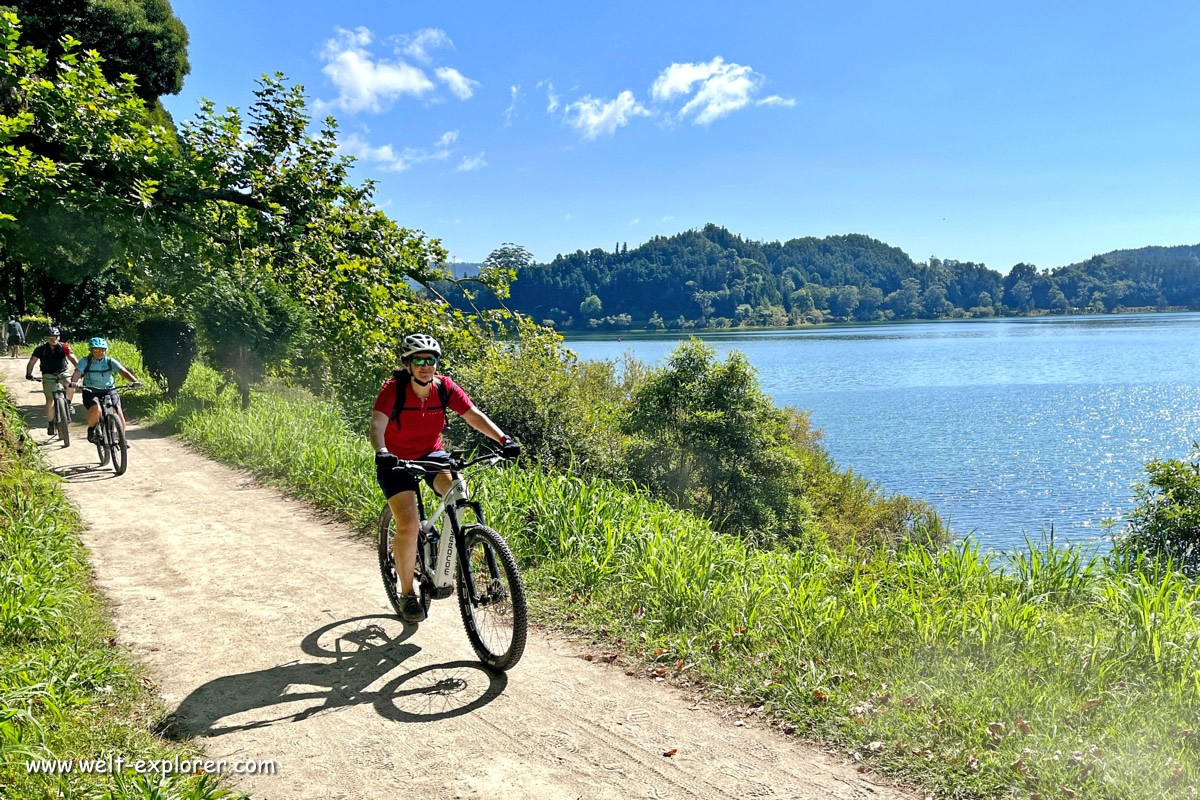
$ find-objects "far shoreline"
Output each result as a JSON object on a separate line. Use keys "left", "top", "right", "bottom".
{"left": 558, "top": 307, "right": 1198, "bottom": 341}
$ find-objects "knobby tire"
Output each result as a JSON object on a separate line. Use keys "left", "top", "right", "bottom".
{"left": 456, "top": 524, "right": 528, "bottom": 671}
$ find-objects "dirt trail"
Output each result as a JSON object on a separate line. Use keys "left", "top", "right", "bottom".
{"left": 3, "top": 359, "right": 913, "bottom": 800}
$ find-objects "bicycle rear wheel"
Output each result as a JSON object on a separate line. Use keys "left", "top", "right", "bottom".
{"left": 107, "top": 413, "right": 127, "bottom": 475}
{"left": 96, "top": 421, "right": 110, "bottom": 466}
{"left": 54, "top": 393, "right": 70, "bottom": 448}
{"left": 377, "top": 505, "right": 432, "bottom": 618}
{"left": 456, "top": 524, "right": 527, "bottom": 671}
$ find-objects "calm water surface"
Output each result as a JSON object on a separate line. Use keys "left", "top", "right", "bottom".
{"left": 564, "top": 314, "right": 1200, "bottom": 551}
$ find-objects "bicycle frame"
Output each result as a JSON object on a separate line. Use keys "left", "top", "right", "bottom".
{"left": 407, "top": 455, "right": 501, "bottom": 606}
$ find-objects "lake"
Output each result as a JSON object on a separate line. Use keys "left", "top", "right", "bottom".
{"left": 563, "top": 313, "right": 1200, "bottom": 552}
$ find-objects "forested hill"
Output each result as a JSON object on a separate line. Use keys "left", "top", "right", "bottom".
{"left": 491, "top": 224, "right": 1198, "bottom": 330}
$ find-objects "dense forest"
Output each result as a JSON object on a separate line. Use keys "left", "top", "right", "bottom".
{"left": 478, "top": 225, "right": 1200, "bottom": 329}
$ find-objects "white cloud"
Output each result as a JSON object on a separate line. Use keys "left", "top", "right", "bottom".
{"left": 436, "top": 66, "right": 480, "bottom": 100}
{"left": 398, "top": 28, "right": 452, "bottom": 63}
{"left": 538, "top": 80, "right": 559, "bottom": 113}
{"left": 563, "top": 213, "right": 572, "bottom": 220}
{"left": 457, "top": 152, "right": 487, "bottom": 172}
{"left": 317, "top": 27, "right": 434, "bottom": 113}
{"left": 338, "top": 129, "right": 458, "bottom": 172}
{"left": 651, "top": 58, "right": 725, "bottom": 102}
{"left": 662, "top": 215, "right": 674, "bottom": 221}
{"left": 503, "top": 84, "right": 520, "bottom": 125}
{"left": 630, "top": 218, "right": 640, "bottom": 225}
{"left": 564, "top": 91, "right": 649, "bottom": 139}
{"left": 757, "top": 95, "right": 796, "bottom": 107}
{"left": 650, "top": 56, "right": 793, "bottom": 125}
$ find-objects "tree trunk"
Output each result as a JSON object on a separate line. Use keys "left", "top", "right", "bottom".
{"left": 13, "top": 260, "right": 27, "bottom": 315}
{"left": 35, "top": 270, "right": 73, "bottom": 322}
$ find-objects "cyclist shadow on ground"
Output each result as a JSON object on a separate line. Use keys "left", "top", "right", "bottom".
{"left": 52, "top": 463, "right": 119, "bottom": 483}
{"left": 160, "top": 614, "right": 508, "bottom": 740}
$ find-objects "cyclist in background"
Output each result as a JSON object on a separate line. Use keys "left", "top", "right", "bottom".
{"left": 6, "top": 315, "right": 25, "bottom": 358}
{"left": 25, "top": 327, "right": 78, "bottom": 436}
{"left": 69, "top": 337, "right": 141, "bottom": 444}
{"left": 369, "top": 333, "right": 519, "bottom": 624}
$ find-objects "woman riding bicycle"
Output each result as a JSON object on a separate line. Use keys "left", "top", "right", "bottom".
{"left": 69, "top": 337, "right": 142, "bottom": 444}
{"left": 369, "top": 333, "right": 519, "bottom": 624}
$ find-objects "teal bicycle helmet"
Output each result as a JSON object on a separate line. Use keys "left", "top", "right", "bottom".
{"left": 89, "top": 337, "right": 109, "bottom": 349}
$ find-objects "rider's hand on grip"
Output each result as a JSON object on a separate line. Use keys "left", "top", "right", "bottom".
{"left": 374, "top": 450, "right": 399, "bottom": 469}
{"left": 500, "top": 435, "right": 521, "bottom": 460}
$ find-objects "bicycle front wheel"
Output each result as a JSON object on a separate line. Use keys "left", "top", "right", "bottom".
{"left": 107, "top": 413, "right": 128, "bottom": 475}
{"left": 55, "top": 394, "right": 70, "bottom": 448}
{"left": 456, "top": 524, "right": 527, "bottom": 671}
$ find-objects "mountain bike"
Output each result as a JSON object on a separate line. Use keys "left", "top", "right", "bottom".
{"left": 26, "top": 375, "right": 71, "bottom": 447}
{"left": 377, "top": 450, "right": 527, "bottom": 671}
{"left": 88, "top": 384, "right": 137, "bottom": 475}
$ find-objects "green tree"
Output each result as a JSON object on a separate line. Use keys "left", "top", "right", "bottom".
{"left": 6, "top": 0, "right": 189, "bottom": 102}
{"left": 580, "top": 294, "right": 603, "bottom": 317}
{"left": 1007, "top": 280, "right": 1034, "bottom": 312}
{"left": 1048, "top": 286, "right": 1068, "bottom": 312}
{"left": 0, "top": 12, "right": 178, "bottom": 318}
{"left": 921, "top": 284, "right": 951, "bottom": 317}
{"left": 829, "top": 285, "right": 859, "bottom": 318}
{"left": 623, "top": 340, "right": 807, "bottom": 540}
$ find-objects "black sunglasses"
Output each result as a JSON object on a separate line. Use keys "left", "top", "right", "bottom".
{"left": 409, "top": 356, "right": 439, "bottom": 366}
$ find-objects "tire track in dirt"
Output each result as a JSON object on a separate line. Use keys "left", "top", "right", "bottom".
{"left": 3, "top": 360, "right": 914, "bottom": 800}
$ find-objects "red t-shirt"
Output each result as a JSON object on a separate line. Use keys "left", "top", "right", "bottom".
{"left": 372, "top": 375, "right": 474, "bottom": 458}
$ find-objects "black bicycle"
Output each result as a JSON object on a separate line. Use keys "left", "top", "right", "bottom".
{"left": 88, "top": 384, "right": 137, "bottom": 475}
{"left": 377, "top": 450, "right": 528, "bottom": 671}
{"left": 27, "top": 375, "right": 71, "bottom": 448}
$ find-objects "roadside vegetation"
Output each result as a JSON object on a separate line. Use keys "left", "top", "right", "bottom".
{"left": 114, "top": 339, "right": 1200, "bottom": 800}
{"left": 0, "top": 386, "right": 239, "bottom": 799}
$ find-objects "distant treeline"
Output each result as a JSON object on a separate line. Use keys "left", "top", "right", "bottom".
{"left": 445, "top": 224, "right": 1200, "bottom": 329}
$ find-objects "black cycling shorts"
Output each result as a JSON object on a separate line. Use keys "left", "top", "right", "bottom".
{"left": 376, "top": 449, "right": 449, "bottom": 500}
{"left": 82, "top": 387, "right": 120, "bottom": 410}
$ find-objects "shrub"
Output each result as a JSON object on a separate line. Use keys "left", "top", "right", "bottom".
{"left": 136, "top": 318, "right": 196, "bottom": 398}
{"left": 17, "top": 315, "right": 51, "bottom": 340}
{"left": 194, "top": 268, "right": 307, "bottom": 408}
{"left": 448, "top": 325, "right": 628, "bottom": 477}
{"left": 1115, "top": 449, "right": 1200, "bottom": 573}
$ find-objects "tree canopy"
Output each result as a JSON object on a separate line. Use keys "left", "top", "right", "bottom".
{"left": 4, "top": 0, "right": 189, "bottom": 101}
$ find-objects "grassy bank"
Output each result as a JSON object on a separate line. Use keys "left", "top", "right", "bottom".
{"left": 0, "top": 384, "right": 240, "bottom": 799}
{"left": 118, "top": 345, "right": 1199, "bottom": 799}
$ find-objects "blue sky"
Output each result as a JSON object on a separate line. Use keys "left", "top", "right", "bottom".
{"left": 164, "top": 0, "right": 1200, "bottom": 271}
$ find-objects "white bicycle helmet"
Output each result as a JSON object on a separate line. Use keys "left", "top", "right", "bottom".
{"left": 401, "top": 333, "right": 442, "bottom": 359}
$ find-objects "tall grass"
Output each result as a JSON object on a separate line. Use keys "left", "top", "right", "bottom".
{"left": 0, "top": 385, "right": 242, "bottom": 799}
{"left": 122, "top": 348, "right": 1200, "bottom": 799}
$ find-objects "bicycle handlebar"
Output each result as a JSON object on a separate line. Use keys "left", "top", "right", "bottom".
{"left": 390, "top": 449, "right": 508, "bottom": 476}
{"left": 68, "top": 382, "right": 142, "bottom": 391}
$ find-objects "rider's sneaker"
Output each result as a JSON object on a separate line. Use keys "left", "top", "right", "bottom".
{"left": 86, "top": 426, "right": 97, "bottom": 444}
{"left": 400, "top": 593, "right": 426, "bottom": 624}
{"left": 47, "top": 421, "right": 55, "bottom": 436}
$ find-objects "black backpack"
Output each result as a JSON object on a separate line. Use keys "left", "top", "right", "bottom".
{"left": 389, "top": 370, "right": 451, "bottom": 430}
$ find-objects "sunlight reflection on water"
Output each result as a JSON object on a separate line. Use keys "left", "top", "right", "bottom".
{"left": 566, "top": 314, "right": 1200, "bottom": 551}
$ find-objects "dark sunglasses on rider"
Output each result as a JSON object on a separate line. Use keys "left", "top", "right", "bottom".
{"left": 409, "top": 356, "right": 439, "bottom": 367}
